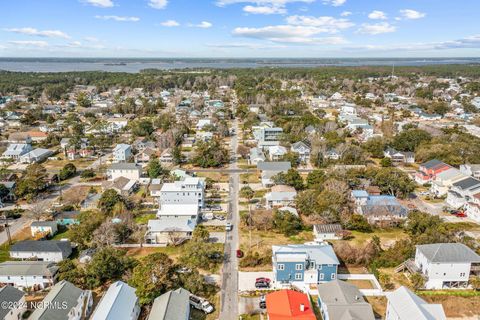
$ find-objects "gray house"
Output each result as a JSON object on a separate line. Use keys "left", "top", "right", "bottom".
{"left": 317, "top": 280, "right": 375, "bottom": 320}
{"left": 148, "top": 288, "right": 190, "bottom": 320}
{"left": 0, "top": 286, "right": 25, "bottom": 320}
{"left": 257, "top": 161, "right": 291, "bottom": 187}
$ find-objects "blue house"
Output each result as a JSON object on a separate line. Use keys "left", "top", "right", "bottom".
{"left": 272, "top": 244, "right": 340, "bottom": 286}
{"left": 55, "top": 211, "right": 80, "bottom": 226}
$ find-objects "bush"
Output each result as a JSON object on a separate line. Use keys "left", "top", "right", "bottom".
{"left": 239, "top": 251, "right": 271, "bottom": 268}
{"left": 345, "top": 214, "right": 372, "bottom": 233}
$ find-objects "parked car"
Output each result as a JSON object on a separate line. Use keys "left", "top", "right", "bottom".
{"left": 455, "top": 212, "right": 467, "bottom": 218}
{"left": 255, "top": 281, "right": 270, "bottom": 289}
{"left": 259, "top": 300, "right": 266, "bottom": 309}
{"left": 255, "top": 277, "right": 271, "bottom": 284}
{"left": 236, "top": 249, "right": 244, "bottom": 258}
{"left": 225, "top": 223, "right": 233, "bottom": 231}
{"left": 215, "top": 215, "right": 226, "bottom": 221}
{"left": 189, "top": 295, "right": 214, "bottom": 314}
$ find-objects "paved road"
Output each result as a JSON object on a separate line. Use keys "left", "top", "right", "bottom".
{"left": 220, "top": 117, "right": 240, "bottom": 319}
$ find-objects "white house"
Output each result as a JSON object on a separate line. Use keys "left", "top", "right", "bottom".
{"left": 265, "top": 185, "right": 297, "bottom": 209}
{"left": 313, "top": 224, "right": 343, "bottom": 241}
{"left": 196, "top": 119, "right": 211, "bottom": 130}
{"left": 290, "top": 141, "right": 311, "bottom": 163}
{"left": 383, "top": 148, "right": 415, "bottom": 164}
{"left": 460, "top": 164, "right": 480, "bottom": 179}
{"left": 29, "top": 280, "right": 93, "bottom": 320}
{"left": 249, "top": 147, "right": 266, "bottom": 165}
{"left": 106, "top": 118, "right": 128, "bottom": 133}
{"left": 91, "top": 281, "right": 140, "bottom": 320}
{"left": 145, "top": 217, "right": 196, "bottom": 245}
{"left": 107, "top": 163, "right": 142, "bottom": 181}
{"left": 0, "top": 261, "right": 58, "bottom": 291}
{"left": 2, "top": 144, "right": 32, "bottom": 161}
{"left": 0, "top": 286, "right": 26, "bottom": 320}
{"left": 430, "top": 168, "right": 468, "bottom": 197}
{"left": 465, "top": 192, "right": 480, "bottom": 222}
{"left": 113, "top": 144, "right": 132, "bottom": 163}
{"left": 19, "top": 148, "right": 53, "bottom": 164}
{"left": 385, "top": 286, "right": 446, "bottom": 320}
{"left": 253, "top": 127, "right": 283, "bottom": 148}
{"left": 159, "top": 178, "right": 205, "bottom": 208}
{"left": 10, "top": 240, "right": 72, "bottom": 262}
{"left": 156, "top": 204, "right": 199, "bottom": 221}
{"left": 446, "top": 177, "right": 480, "bottom": 209}
{"left": 413, "top": 243, "right": 480, "bottom": 289}
{"left": 267, "top": 145, "right": 287, "bottom": 161}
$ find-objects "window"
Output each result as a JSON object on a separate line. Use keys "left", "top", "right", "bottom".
{"left": 295, "top": 264, "right": 303, "bottom": 270}
{"left": 331, "top": 273, "right": 336, "bottom": 280}
{"left": 278, "top": 264, "right": 285, "bottom": 270}
{"left": 295, "top": 273, "right": 302, "bottom": 280}
{"left": 309, "top": 261, "right": 316, "bottom": 269}
{"left": 318, "top": 265, "right": 322, "bottom": 270}
{"left": 319, "top": 273, "right": 324, "bottom": 280}
{"left": 460, "top": 272, "right": 466, "bottom": 277}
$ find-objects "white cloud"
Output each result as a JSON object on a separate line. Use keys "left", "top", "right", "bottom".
{"left": 340, "top": 11, "right": 352, "bottom": 17}
{"left": 83, "top": 0, "right": 114, "bottom": 7}
{"left": 160, "top": 20, "right": 180, "bottom": 27}
{"left": 206, "top": 42, "right": 287, "bottom": 49}
{"left": 84, "top": 36, "right": 100, "bottom": 42}
{"left": 233, "top": 25, "right": 346, "bottom": 44}
{"left": 4, "top": 27, "right": 70, "bottom": 39}
{"left": 95, "top": 15, "right": 140, "bottom": 22}
{"left": 357, "top": 22, "right": 396, "bottom": 35}
{"left": 189, "top": 21, "right": 213, "bottom": 28}
{"left": 148, "top": 0, "right": 168, "bottom": 9}
{"left": 216, "top": 0, "right": 314, "bottom": 6}
{"left": 399, "top": 9, "right": 426, "bottom": 20}
{"left": 9, "top": 40, "right": 49, "bottom": 47}
{"left": 322, "top": 0, "right": 346, "bottom": 7}
{"left": 286, "top": 15, "right": 354, "bottom": 32}
{"left": 368, "top": 10, "right": 387, "bottom": 20}
{"left": 243, "top": 5, "right": 286, "bottom": 15}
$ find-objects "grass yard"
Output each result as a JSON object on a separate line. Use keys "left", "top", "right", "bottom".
{"left": 365, "top": 296, "right": 387, "bottom": 318}
{"left": 122, "top": 246, "right": 183, "bottom": 261}
{"left": 420, "top": 294, "right": 480, "bottom": 318}
{"left": 345, "top": 279, "right": 375, "bottom": 289}
{"left": 44, "top": 158, "right": 95, "bottom": 170}
{"left": 0, "top": 243, "right": 10, "bottom": 263}
{"left": 52, "top": 227, "right": 73, "bottom": 240}
{"left": 336, "top": 228, "right": 408, "bottom": 248}
{"left": 134, "top": 213, "right": 156, "bottom": 225}
{"left": 196, "top": 172, "right": 230, "bottom": 183}
{"left": 240, "top": 173, "right": 260, "bottom": 184}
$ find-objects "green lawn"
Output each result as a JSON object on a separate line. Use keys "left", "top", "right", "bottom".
{"left": 0, "top": 243, "right": 11, "bottom": 263}
{"left": 134, "top": 213, "right": 156, "bottom": 224}
{"left": 52, "top": 227, "right": 73, "bottom": 240}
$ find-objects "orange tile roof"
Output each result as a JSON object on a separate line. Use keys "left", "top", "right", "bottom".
{"left": 266, "top": 290, "right": 317, "bottom": 320}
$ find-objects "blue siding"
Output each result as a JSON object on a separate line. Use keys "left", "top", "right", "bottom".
{"left": 317, "top": 264, "right": 337, "bottom": 282}
{"left": 275, "top": 261, "right": 305, "bottom": 282}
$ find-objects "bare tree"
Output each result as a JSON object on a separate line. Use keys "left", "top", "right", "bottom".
{"left": 27, "top": 201, "right": 50, "bottom": 221}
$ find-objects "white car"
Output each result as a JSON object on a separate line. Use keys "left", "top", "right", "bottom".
{"left": 225, "top": 223, "right": 233, "bottom": 231}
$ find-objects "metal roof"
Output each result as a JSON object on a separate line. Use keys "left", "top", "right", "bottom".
{"left": 91, "top": 281, "right": 138, "bottom": 320}
{"left": 386, "top": 286, "right": 446, "bottom": 320}
{"left": 148, "top": 288, "right": 190, "bottom": 320}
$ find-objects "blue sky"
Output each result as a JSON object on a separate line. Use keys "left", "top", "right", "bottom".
{"left": 1, "top": 0, "right": 479, "bottom": 57}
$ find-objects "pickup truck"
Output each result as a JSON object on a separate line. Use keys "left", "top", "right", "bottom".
{"left": 189, "top": 294, "right": 214, "bottom": 314}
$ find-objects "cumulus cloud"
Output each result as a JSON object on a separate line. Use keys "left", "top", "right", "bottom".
{"left": 160, "top": 20, "right": 180, "bottom": 27}
{"left": 340, "top": 11, "right": 352, "bottom": 17}
{"left": 95, "top": 15, "right": 140, "bottom": 22}
{"left": 148, "top": 0, "right": 168, "bottom": 9}
{"left": 189, "top": 21, "right": 213, "bottom": 28}
{"left": 216, "top": 0, "right": 314, "bottom": 6}
{"left": 233, "top": 25, "right": 346, "bottom": 44}
{"left": 357, "top": 22, "right": 396, "bottom": 35}
{"left": 322, "top": 0, "right": 346, "bottom": 7}
{"left": 286, "top": 15, "right": 354, "bottom": 32}
{"left": 368, "top": 10, "right": 387, "bottom": 20}
{"left": 9, "top": 40, "right": 49, "bottom": 47}
{"left": 243, "top": 5, "right": 286, "bottom": 15}
{"left": 83, "top": 0, "right": 114, "bottom": 7}
{"left": 399, "top": 9, "right": 426, "bottom": 20}
{"left": 84, "top": 36, "right": 100, "bottom": 42}
{"left": 4, "top": 27, "right": 70, "bottom": 39}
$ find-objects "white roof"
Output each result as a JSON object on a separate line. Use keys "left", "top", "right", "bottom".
{"left": 157, "top": 204, "right": 199, "bottom": 216}
{"left": 387, "top": 286, "right": 446, "bottom": 320}
{"left": 91, "top": 281, "right": 138, "bottom": 320}
{"left": 148, "top": 217, "right": 196, "bottom": 232}
{"left": 114, "top": 143, "right": 131, "bottom": 152}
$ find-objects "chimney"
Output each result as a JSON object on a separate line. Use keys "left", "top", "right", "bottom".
{"left": 300, "top": 304, "right": 305, "bottom": 312}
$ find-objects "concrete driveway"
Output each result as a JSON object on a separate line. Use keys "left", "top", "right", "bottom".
{"left": 238, "top": 271, "right": 275, "bottom": 292}
{"left": 209, "top": 232, "right": 226, "bottom": 243}
{"left": 239, "top": 296, "right": 266, "bottom": 315}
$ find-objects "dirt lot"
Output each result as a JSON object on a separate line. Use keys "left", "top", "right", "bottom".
{"left": 345, "top": 279, "right": 375, "bottom": 289}
{"left": 365, "top": 296, "right": 387, "bottom": 318}
{"left": 421, "top": 294, "right": 480, "bottom": 318}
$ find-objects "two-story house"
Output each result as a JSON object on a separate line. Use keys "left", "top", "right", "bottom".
{"left": 413, "top": 243, "right": 480, "bottom": 289}
{"left": 29, "top": 280, "right": 93, "bottom": 320}
{"left": 10, "top": 240, "right": 72, "bottom": 262}
{"left": 272, "top": 243, "right": 339, "bottom": 286}
{"left": 460, "top": 164, "right": 480, "bottom": 179}
{"left": 385, "top": 286, "right": 446, "bottom": 320}
{"left": 0, "top": 286, "right": 26, "bottom": 320}
{"left": 291, "top": 141, "right": 311, "bottom": 163}
{"left": 430, "top": 168, "right": 468, "bottom": 197}
{"left": 0, "top": 261, "right": 58, "bottom": 291}
{"left": 383, "top": 147, "right": 415, "bottom": 164}
{"left": 415, "top": 159, "right": 451, "bottom": 184}
{"left": 158, "top": 178, "right": 205, "bottom": 208}
{"left": 265, "top": 185, "right": 297, "bottom": 209}
{"left": 446, "top": 177, "right": 480, "bottom": 209}
{"left": 253, "top": 126, "right": 283, "bottom": 149}
{"left": 113, "top": 143, "right": 132, "bottom": 163}
{"left": 106, "top": 163, "right": 142, "bottom": 181}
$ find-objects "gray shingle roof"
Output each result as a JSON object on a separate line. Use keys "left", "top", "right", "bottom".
{"left": 29, "top": 280, "right": 85, "bottom": 320}
{"left": 31, "top": 221, "right": 58, "bottom": 228}
{"left": 108, "top": 163, "right": 141, "bottom": 170}
{"left": 257, "top": 161, "right": 291, "bottom": 172}
{"left": 417, "top": 243, "right": 480, "bottom": 263}
{"left": 317, "top": 280, "right": 375, "bottom": 320}
{"left": 0, "top": 261, "right": 58, "bottom": 277}
{"left": 148, "top": 288, "right": 190, "bottom": 320}
{"left": 0, "top": 286, "right": 25, "bottom": 319}
{"left": 10, "top": 240, "right": 72, "bottom": 256}
{"left": 314, "top": 223, "right": 343, "bottom": 234}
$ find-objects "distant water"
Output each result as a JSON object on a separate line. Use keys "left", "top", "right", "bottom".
{"left": 0, "top": 58, "right": 479, "bottom": 73}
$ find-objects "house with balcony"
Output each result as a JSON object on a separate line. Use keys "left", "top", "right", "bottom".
{"left": 158, "top": 177, "right": 205, "bottom": 208}
{"left": 465, "top": 192, "right": 480, "bottom": 222}
{"left": 272, "top": 243, "right": 339, "bottom": 286}
{"left": 460, "top": 164, "right": 480, "bottom": 179}
{"left": 291, "top": 141, "right": 311, "bottom": 163}
{"left": 106, "top": 163, "right": 142, "bottom": 181}
{"left": 356, "top": 194, "right": 408, "bottom": 226}
{"left": 400, "top": 243, "right": 480, "bottom": 289}
{"left": 383, "top": 147, "right": 415, "bottom": 164}
{"left": 415, "top": 159, "right": 451, "bottom": 184}
{"left": 0, "top": 261, "right": 58, "bottom": 291}
{"left": 113, "top": 143, "right": 132, "bottom": 163}
{"left": 30, "top": 280, "right": 93, "bottom": 320}
{"left": 253, "top": 126, "right": 283, "bottom": 149}
{"left": 267, "top": 145, "right": 287, "bottom": 161}
{"left": 2, "top": 143, "right": 33, "bottom": 161}
{"left": 446, "top": 177, "right": 480, "bottom": 209}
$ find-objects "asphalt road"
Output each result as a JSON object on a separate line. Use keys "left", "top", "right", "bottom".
{"left": 219, "top": 118, "right": 240, "bottom": 320}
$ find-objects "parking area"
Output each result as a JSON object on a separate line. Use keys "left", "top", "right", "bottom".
{"left": 209, "top": 232, "right": 226, "bottom": 243}
{"left": 238, "top": 271, "right": 275, "bottom": 292}
{"left": 239, "top": 296, "right": 266, "bottom": 315}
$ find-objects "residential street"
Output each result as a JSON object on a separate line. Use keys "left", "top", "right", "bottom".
{"left": 219, "top": 118, "right": 240, "bottom": 320}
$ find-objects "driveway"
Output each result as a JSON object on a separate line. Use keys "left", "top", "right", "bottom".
{"left": 209, "top": 232, "right": 226, "bottom": 244}
{"left": 239, "top": 296, "right": 266, "bottom": 315}
{"left": 238, "top": 271, "right": 275, "bottom": 292}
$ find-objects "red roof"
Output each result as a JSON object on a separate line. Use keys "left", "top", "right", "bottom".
{"left": 266, "top": 290, "right": 317, "bottom": 320}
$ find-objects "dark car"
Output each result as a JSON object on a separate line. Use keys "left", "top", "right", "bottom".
{"left": 255, "top": 281, "right": 270, "bottom": 289}
{"left": 259, "top": 301, "right": 266, "bottom": 309}
{"left": 236, "top": 249, "right": 244, "bottom": 258}
{"left": 255, "top": 277, "right": 271, "bottom": 284}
